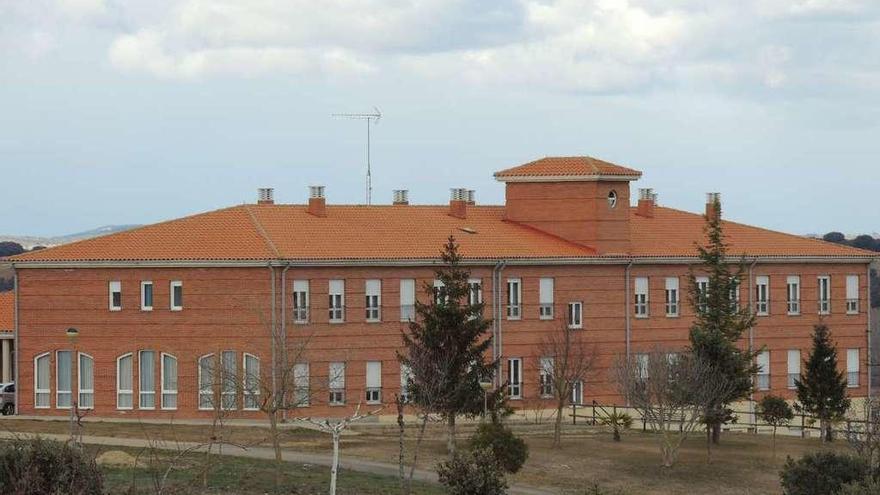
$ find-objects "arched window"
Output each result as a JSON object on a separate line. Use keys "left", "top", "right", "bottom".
{"left": 34, "top": 353, "right": 50, "bottom": 409}
{"left": 161, "top": 353, "right": 178, "bottom": 410}
{"left": 243, "top": 354, "right": 260, "bottom": 411}
{"left": 117, "top": 353, "right": 133, "bottom": 410}
{"left": 78, "top": 353, "right": 94, "bottom": 409}
{"left": 198, "top": 354, "right": 215, "bottom": 411}
{"left": 607, "top": 190, "right": 618, "bottom": 209}
{"left": 56, "top": 350, "right": 72, "bottom": 409}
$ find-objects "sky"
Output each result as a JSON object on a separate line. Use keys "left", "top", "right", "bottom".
{"left": 1, "top": 0, "right": 879, "bottom": 237}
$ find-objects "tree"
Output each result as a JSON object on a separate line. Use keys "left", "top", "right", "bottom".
{"left": 796, "top": 323, "right": 851, "bottom": 442}
{"left": 398, "top": 236, "right": 496, "bottom": 456}
{"left": 823, "top": 232, "right": 847, "bottom": 244}
{"left": 780, "top": 452, "right": 868, "bottom": 495}
{"left": 0, "top": 241, "right": 24, "bottom": 257}
{"left": 851, "top": 235, "right": 877, "bottom": 252}
{"left": 687, "top": 196, "right": 757, "bottom": 446}
{"left": 535, "top": 319, "right": 596, "bottom": 447}
{"left": 758, "top": 395, "right": 793, "bottom": 459}
{"left": 437, "top": 449, "right": 508, "bottom": 495}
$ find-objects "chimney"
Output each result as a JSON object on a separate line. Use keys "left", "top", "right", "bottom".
{"left": 636, "top": 188, "right": 655, "bottom": 218}
{"left": 466, "top": 190, "right": 476, "bottom": 205}
{"left": 393, "top": 189, "right": 409, "bottom": 205}
{"left": 308, "top": 185, "right": 326, "bottom": 217}
{"left": 449, "top": 188, "right": 468, "bottom": 219}
{"left": 705, "top": 192, "right": 721, "bottom": 220}
{"left": 257, "top": 188, "right": 274, "bottom": 205}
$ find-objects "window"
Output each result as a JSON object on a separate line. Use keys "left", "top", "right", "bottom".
{"left": 468, "top": 278, "right": 482, "bottom": 305}
{"left": 56, "top": 350, "right": 72, "bottom": 409}
{"left": 243, "top": 354, "right": 260, "bottom": 410}
{"left": 433, "top": 280, "right": 446, "bottom": 305}
{"left": 696, "top": 277, "right": 709, "bottom": 313}
{"left": 634, "top": 277, "right": 649, "bottom": 318}
{"left": 567, "top": 302, "right": 583, "bottom": 329}
{"left": 756, "top": 351, "right": 770, "bottom": 391}
{"left": 636, "top": 354, "right": 649, "bottom": 380}
{"left": 34, "top": 353, "right": 50, "bottom": 409}
{"left": 329, "top": 280, "right": 345, "bottom": 323}
{"left": 506, "top": 279, "right": 521, "bottom": 319}
{"left": 117, "top": 353, "right": 133, "bottom": 409}
{"left": 571, "top": 380, "right": 584, "bottom": 405}
{"left": 787, "top": 276, "right": 800, "bottom": 315}
{"left": 400, "top": 279, "right": 415, "bottom": 322}
{"left": 365, "top": 361, "right": 382, "bottom": 404}
{"left": 400, "top": 364, "right": 412, "bottom": 403}
{"left": 139, "top": 350, "right": 155, "bottom": 409}
{"left": 607, "top": 190, "right": 618, "bottom": 209}
{"left": 755, "top": 276, "right": 769, "bottom": 316}
{"left": 293, "top": 280, "right": 309, "bottom": 323}
{"left": 221, "top": 350, "right": 236, "bottom": 410}
{"left": 539, "top": 278, "right": 554, "bottom": 319}
{"left": 539, "top": 357, "right": 554, "bottom": 398}
{"left": 508, "top": 358, "right": 522, "bottom": 399}
{"left": 365, "top": 279, "right": 381, "bottom": 322}
{"left": 847, "top": 275, "right": 859, "bottom": 314}
{"left": 818, "top": 276, "right": 831, "bottom": 315}
{"left": 847, "top": 349, "right": 859, "bottom": 388}
{"left": 293, "top": 363, "right": 310, "bottom": 407}
{"left": 787, "top": 350, "right": 800, "bottom": 389}
{"left": 329, "top": 362, "right": 345, "bottom": 405}
{"left": 170, "top": 281, "right": 183, "bottom": 311}
{"left": 141, "top": 281, "right": 153, "bottom": 311}
{"left": 665, "top": 277, "right": 679, "bottom": 317}
{"left": 109, "top": 281, "right": 122, "bottom": 311}
{"left": 161, "top": 353, "right": 178, "bottom": 410}
{"left": 78, "top": 353, "right": 94, "bottom": 409}
{"left": 198, "top": 354, "right": 216, "bottom": 410}
{"left": 730, "top": 279, "right": 741, "bottom": 312}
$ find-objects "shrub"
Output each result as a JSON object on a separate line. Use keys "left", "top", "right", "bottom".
{"left": 469, "top": 421, "right": 529, "bottom": 473}
{"left": 437, "top": 448, "right": 507, "bottom": 495}
{"left": 0, "top": 437, "right": 103, "bottom": 495}
{"left": 840, "top": 478, "right": 880, "bottom": 495}
{"left": 780, "top": 451, "right": 868, "bottom": 495}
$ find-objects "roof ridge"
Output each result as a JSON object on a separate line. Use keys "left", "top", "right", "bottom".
{"left": 243, "top": 205, "right": 281, "bottom": 259}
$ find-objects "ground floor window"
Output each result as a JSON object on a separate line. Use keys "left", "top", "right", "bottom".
{"left": 56, "top": 350, "right": 72, "bottom": 409}
{"left": 243, "top": 353, "right": 260, "bottom": 410}
{"left": 34, "top": 353, "right": 50, "bottom": 409}
{"left": 117, "top": 353, "right": 133, "bottom": 409}
{"left": 78, "top": 353, "right": 94, "bottom": 409}
{"left": 162, "top": 353, "right": 178, "bottom": 410}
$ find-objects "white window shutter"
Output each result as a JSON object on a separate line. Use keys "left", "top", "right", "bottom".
{"left": 366, "top": 279, "right": 381, "bottom": 296}
{"left": 539, "top": 278, "right": 554, "bottom": 304}
{"left": 787, "top": 350, "right": 800, "bottom": 374}
{"left": 665, "top": 277, "right": 679, "bottom": 290}
{"left": 757, "top": 351, "right": 770, "bottom": 373}
{"left": 329, "top": 279, "right": 344, "bottom": 295}
{"left": 293, "top": 280, "right": 309, "bottom": 292}
{"left": 400, "top": 279, "right": 415, "bottom": 305}
{"left": 366, "top": 361, "right": 382, "bottom": 388}
{"left": 635, "top": 277, "right": 648, "bottom": 294}
{"left": 847, "top": 349, "right": 859, "bottom": 373}
{"left": 847, "top": 276, "right": 859, "bottom": 300}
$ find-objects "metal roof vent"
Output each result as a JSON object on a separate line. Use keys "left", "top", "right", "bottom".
{"left": 450, "top": 188, "right": 468, "bottom": 201}
{"left": 638, "top": 188, "right": 654, "bottom": 201}
{"left": 393, "top": 189, "right": 409, "bottom": 205}
{"left": 257, "top": 188, "right": 274, "bottom": 205}
{"left": 309, "top": 185, "right": 326, "bottom": 199}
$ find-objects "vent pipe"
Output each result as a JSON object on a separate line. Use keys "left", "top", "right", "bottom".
{"left": 257, "top": 188, "right": 274, "bottom": 205}
{"left": 393, "top": 190, "right": 409, "bottom": 205}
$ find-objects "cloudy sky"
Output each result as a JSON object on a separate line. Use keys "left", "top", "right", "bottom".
{"left": 1, "top": 0, "right": 878, "bottom": 237}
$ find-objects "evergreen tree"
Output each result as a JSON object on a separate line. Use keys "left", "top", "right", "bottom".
{"left": 398, "top": 236, "right": 496, "bottom": 455}
{"left": 687, "top": 197, "right": 757, "bottom": 445}
{"left": 796, "top": 323, "right": 851, "bottom": 442}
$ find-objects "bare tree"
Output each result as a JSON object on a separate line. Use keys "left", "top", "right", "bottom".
{"left": 534, "top": 318, "right": 597, "bottom": 447}
{"left": 615, "top": 348, "right": 735, "bottom": 467}
{"left": 846, "top": 397, "right": 880, "bottom": 471}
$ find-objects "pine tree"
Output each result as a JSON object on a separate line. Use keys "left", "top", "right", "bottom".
{"left": 398, "top": 236, "right": 496, "bottom": 455}
{"left": 796, "top": 323, "right": 851, "bottom": 442}
{"left": 687, "top": 197, "right": 757, "bottom": 446}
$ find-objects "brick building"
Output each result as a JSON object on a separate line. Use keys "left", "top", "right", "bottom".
{"left": 2, "top": 156, "right": 875, "bottom": 420}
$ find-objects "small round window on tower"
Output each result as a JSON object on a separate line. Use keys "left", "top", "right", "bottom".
{"left": 607, "top": 190, "right": 618, "bottom": 209}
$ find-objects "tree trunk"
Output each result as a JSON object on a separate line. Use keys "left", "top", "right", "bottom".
{"left": 613, "top": 426, "right": 621, "bottom": 442}
{"left": 553, "top": 400, "right": 564, "bottom": 447}
{"left": 397, "top": 403, "right": 405, "bottom": 494}
{"left": 446, "top": 415, "right": 457, "bottom": 456}
{"left": 269, "top": 410, "right": 283, "bottom": 492}
{"left": 711, "top": 422, "right": 721, "bottom": 445}
{"left": 772, "top": 426, "right": 777, "bottom": 460}
{"left": 407, "top": 415, "right": 429, "bottom": 494}
{"left": 705, "top": 427, "right": 712, "bottom": 464}
{"left": 330, "top": 431, "right": 340, "bottom": 495}
{"left": 822, "top": 420, "right": 834, "bottom": 442}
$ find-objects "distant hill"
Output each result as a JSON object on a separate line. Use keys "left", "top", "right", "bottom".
{"left": 0, "top": 225, "right": 140, "bottom": 250}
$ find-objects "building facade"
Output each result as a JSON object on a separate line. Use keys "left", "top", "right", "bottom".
{"left": 2, "top": 156, "right": 875, "bottom": 420}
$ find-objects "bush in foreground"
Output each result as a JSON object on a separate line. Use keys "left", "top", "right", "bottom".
{"left": 469, "top": 421, "right": 528, "bottom": 473}
{"left": 437, "top": 448, "right": 507, "bottom": 495}
{"left": 840, "top": 478, "right": 880, "bottom": 495}
{"left": 780, "top": 451, "right": 868, "bottom": 495}
{"left": 0, "top": 438, "right": 103, "bottom": 495}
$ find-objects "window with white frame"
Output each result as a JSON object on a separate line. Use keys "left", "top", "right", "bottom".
{"left": 161, "top": 353, "right": 177, "bottom": 410}
{"left": 221, "top": 350, "right": 236, "bottom": 410}
{"left": 636, "top": 354, "right": 649, "bottom": 380}
{"left": 730, "top": 279, "right": 741, "bottom": 312}
{"left": 847, "top": 349, "right": 859, "bottom": 388}
{"left": 696, "top": 276, "right": 709, "bottom": 313}
{"left": 508, "top": 358, "right": 522, "bottom": 399}
{"left": 365, "top": 361, "right": 382, "bottom": 404}
{"left": 507, "top": 279, "right": 521, "bottom": 319}
{"left": 198, "top": 354, "right": 215, "bottom": 410}
{"left": 787, "top": 350, "right": 800, "bottom": 389}
{"left": 141, "top": 281, "right": 153, "bottom": 311}
{"left": 117, "top": 353, "right": 133, "bottom": 409}
{"left": 243, "top": 353, "right": 260, "bottom": 410}
{"left": 468, "top": 278, "right": 482, "bottom": 306}
{"left": 139, "top": 350, "right": 156, "bottom": 409}
{"left": 755, "top": 276, "right": 770, "bottom": 316}
{"left": 756, "top": 351, "right": 770, "bottom": 391}
{"left": 293, "top": 280, "right": 309, "bottom": 323}
{"left": 539, "top": 278, "right": 554, "bottom": 319}
{"left": 847, "top": 275, "right": 859, "bottom": 314}
{"left": 787, "top": 276, "right": 801, "bottom": 315}
{"left": 634, "top": 277, "right": 649, "bottom": 317}
{"left": 329, "top": 280, "right": 345, "bottom": 323}
{"left": 34, "top": 353, "right": 50, "bottom": 409}
{"left": 433, "top": 279, "right": 446, "bottom": 305}
{"left": 170, "top": 281, "right": 183, "bottom": 311}
{"left": 109, "top": 281, "right": 122, "bottom": 311}
{"left": 818, "top": 276, "right": 831, "bottom": 315}
{"left": 571, "top": 380, "right": 584, "bottom": 405}
{"left": 329, "top": 362, "right": 345, "bottom": 405}
{"left": 665, "top": 277, "right": 679, "bottom": 317}
{"left": 365, "top": 279, "right": 381, "bottom": 322}
{"left": 400, "top": 363, "right": 412, "bottom": 403}
{"left": 293, "top": 363, "right": 310, "bottom": 407}
{"left": 56, "top": 350, "right": 72, "bottom": 409}
{"left": 400, "top": 279, "right": 415, "bottom": 321}
{"left": 78, "top": 353, "right": 94, "bottom": 409}
{"left": 567, "top": 302, "right": 583, "bottom": 329}
{"left": 539, "top": 357, "right": 554, "bottom": 397}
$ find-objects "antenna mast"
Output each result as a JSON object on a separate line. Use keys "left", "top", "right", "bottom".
{"left": 332, "top": 107, "right": 381, "bottom": 205}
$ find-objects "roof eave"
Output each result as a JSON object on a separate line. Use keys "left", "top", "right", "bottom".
{"left": 494, "top": 174, "right": 642, "bottom": 183}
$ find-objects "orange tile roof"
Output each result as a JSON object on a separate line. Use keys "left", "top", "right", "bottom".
{"left": 0, "top": 291, "right": 13, "bottom": 332}
{"left": 494, "top": 156, "right": 642, "bottom": 179}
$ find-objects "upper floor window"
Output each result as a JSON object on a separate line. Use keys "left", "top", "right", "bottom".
{"left": 817, "top": 276, "right": 831, "bottom": 315}
{"left": 755, "top": 276, "right": 769, "bottom": 316}
{"left": 432, "top": 279, "right": 446, "bottom": 305}
{"left": 293, "top": 280, "right": 309, "bottom": 323}
{"left": 634, "top": 277, "right": 649, "bottom": 318}
{"left": 365, "top": 279, "right": 381, "bottom": 322}
{"left": 786, "top": 276, "right": 801, "bottom": 315}
{"left": 567, "top": 302, "right": 583, "bottom": 329}
{"left": 109, "top": 281, "right": 122, "bottom": 311}
{"left": 141, "top": 281, "right": 153, "bottom": 311}
{"left": 695, "top": 277, "right": 709, "bottom": 313}
{"left": 607, "top": 190, "right": 618, "bottom": 209}
{"left": 170, "top": 281, "right": 183, "bottom": 311}
{"left": 365, "top": 361, "right": 382, "bottom": 404}
{"left": 329, "top": 279, "right": 345, "bottom": 323}
{"left": 665, "top": 277, "right": 679, "bottom": 317}
{"left": 400, "top": 279, "right": 415, "bottom": 322}
{"left": 729, "top": 279, "right": 741, "bottom": 312}
{"left": 846, "top": 275, "right": 860, "bottom": 314}
{"left": 539, "top": 278, "right": 554, "bottom": 320}
{"left": 506, "top": 279, "right": 521, "bottom": 320}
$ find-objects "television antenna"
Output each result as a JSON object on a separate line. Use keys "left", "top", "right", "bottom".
{"left": 331, "top": 107, "right": 381, "bottom": 205}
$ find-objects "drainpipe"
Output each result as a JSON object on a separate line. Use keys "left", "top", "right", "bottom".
{"left": 492, "top": 260, "right": 506, "bottom": 387}
{"left": 625, "top": 261, "right": 633, "bottom": 365}
{"left": 280, "top": 263, "right": 292, "bottom": 421}
{"left": 268, "top": 264, "right": 277, "bottom": 419}
{"left": 12, "top": 265, "right": 18, "bottom": 415}
{"left": 748, "top": 258, "right": 758, "bottom": 427}
{"left": 868, "top": 262, "right": 874, "bottom": 408}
